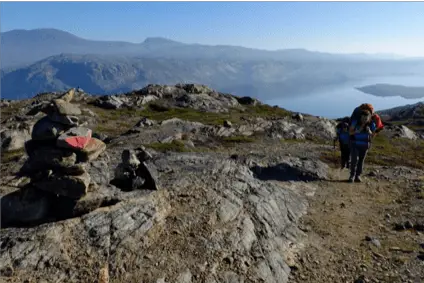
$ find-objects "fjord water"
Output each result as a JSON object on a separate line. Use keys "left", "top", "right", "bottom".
{"left": 265, "top": 75, "right": 424, "bottom": 118}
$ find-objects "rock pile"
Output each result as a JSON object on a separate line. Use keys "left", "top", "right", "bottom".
{"left": 2, "top": 89, "right": 107, "bottom": 226}
{"left": 111, "top": 147, "right": 158, "bottom": 191}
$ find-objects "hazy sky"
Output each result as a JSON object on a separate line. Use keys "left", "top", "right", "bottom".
{"left": 1, "top": 2, "right": 424, "bottom": 56}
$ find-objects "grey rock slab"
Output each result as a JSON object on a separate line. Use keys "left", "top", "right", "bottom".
{"left": 33, "top": 172, "right": 91, "bottom": 199}
{"left": 20, "top": 145, "right": 77, "bottom": 175}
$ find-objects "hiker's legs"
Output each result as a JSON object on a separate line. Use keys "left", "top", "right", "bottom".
{"left": 355, "top": 148, "right": 368, "bottom": 177}
{"left": 341, "top": 144, "right": 350, "bottom": 168}
{"left": 350, "top": 145, "right": 359, "bottom": 178}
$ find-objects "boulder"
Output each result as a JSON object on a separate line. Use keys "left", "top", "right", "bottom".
{"left": 56, "top": 127, "right": 92, "bottom": 150}
{"left": 396, "top": 125, "right": 417, "bottom": 140}
{"left": 33, "top": 172, "right": 91, "bottom": 199}
{"left": 176, "top": 83, "right": 213, "bottom": 94}
{"left": 1, "top": 128, "right": 31, "bottom": 152}
{"left": 292, "top": 113, "right": 304, "bottom": 122}
{"left": 94, "top": 95, "right": 126, "bottom": 109}
{"left": 31, "top": 116, "right": 70, "bottom": 141}
{"left": 237, "top": 96, "right": 259, "bottom": 106}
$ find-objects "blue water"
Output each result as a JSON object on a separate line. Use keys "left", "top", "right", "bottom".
{"left": 264, "top": 75, "right": 424, "bottom": 118}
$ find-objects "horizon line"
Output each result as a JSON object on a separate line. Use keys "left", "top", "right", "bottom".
{"left": 3, "top": 27, "right": 424, "bottom": 59}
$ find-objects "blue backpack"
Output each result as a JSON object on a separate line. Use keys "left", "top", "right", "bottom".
{"left": 336, "top": 122, "right": 350, "bottom": 145}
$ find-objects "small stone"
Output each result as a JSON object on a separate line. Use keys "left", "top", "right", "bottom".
{"left": 57, "top": 127, "right": 92, "bottom": 150}
{"left": 354, "top": 275, "right": 366, "bottom": 283}
{"left": 122, "top": 149, "right": 141, "bottom": 166}
{"left": 58, "top": 88, "right": 75, "bottom": 103}
{"left": 98, "top": 263, "right": 109, "bottom": 283}
{"left": 80, "top": 138, "right": 106, "bottom": 162}
{"left": 404, "top": 220, "right": 414, "bottom": 229}
{"left": 223, "top": 120, "right": 232, "bottom": 128}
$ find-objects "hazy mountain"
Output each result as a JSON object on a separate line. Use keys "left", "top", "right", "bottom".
{"left": 2, "top": 28, "right": 424, "bottom": 100}
{"left": 2, "top": 52, "right": 424, "bottom": 100}
{"left": 1, "top": 28, "right": 416, "bottom": 69}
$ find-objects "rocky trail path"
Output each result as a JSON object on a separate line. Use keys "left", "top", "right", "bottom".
{"left": 290, "top": 167, "right": 424, "bottom": 283}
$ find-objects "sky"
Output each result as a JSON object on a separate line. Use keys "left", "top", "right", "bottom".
{"left": 1, "top": 1, "right": 424, "bottom": 57}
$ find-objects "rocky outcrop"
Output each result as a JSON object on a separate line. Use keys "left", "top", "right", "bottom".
{"left": 91, "top": 84, "right": 241, "bottom": 113}
{"left": 0, "top": 149, "right": 325, "bottom": 283}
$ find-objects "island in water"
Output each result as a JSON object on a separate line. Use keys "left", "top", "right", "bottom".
{"left": 356, "top": 83, "right": 424, "bottom": 99}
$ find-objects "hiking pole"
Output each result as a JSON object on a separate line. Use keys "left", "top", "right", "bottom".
{"left": 333, "top": 139, "right": 338, "bottom": 169}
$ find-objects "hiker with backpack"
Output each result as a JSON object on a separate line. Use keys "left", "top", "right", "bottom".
{"left": 334, "top": 117, "right": 351, "bottom": 169}
{"left": 348, "top": 103, "right": 383, "bottom": 183}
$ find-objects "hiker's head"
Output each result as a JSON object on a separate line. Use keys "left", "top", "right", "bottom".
{"left": 359, "top": 110, "right": 372, "bottom": 125}
{"left": 360, "top": 103, "right": 374, "bottom": 114}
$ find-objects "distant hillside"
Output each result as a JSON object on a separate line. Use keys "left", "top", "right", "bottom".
{"left": 1, "top": 28, "right": 421, "bottom": 69}
{"left": 378, "top": 101, "right": 424, "bottom": 120}
{"left": 3, "top": 53, "right": 424, "bottom": 100}
{"left": 357, "top": 84, "right": 424, "bottom": 99}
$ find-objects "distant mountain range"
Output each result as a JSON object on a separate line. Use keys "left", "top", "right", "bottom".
{"left": 1, "top": 28, "right": 424, "bottom": 100}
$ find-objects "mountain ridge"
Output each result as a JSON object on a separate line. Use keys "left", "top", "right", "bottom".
{"left": 1, "top": 28, "right": 419, "bottom": 69}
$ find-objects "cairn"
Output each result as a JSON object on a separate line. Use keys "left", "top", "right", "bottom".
{"left": 13, "top": 89, "right": 107, "bottom": 219}
{"left": 111, "top": 147, "right": 158, "bottom": 191}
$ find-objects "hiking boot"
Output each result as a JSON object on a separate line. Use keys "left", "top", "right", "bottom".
{"left": 354, "top": 176, "right": 362, "bottom": 183}
{"left": 348, "top": 176, "right": 354, "bottom": 183}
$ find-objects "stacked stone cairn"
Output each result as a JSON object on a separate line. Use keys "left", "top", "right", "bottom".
{"left": 19, "top": 88, "right": 107, "bottom": 208}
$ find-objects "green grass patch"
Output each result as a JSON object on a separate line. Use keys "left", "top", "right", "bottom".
{"left": 88, "top": 101, "right": 292, "bottom": 134}
{"left": 222, "top": 135, "right": 255, "bottom": 143}
{"left": 1, "top": 148, "right": 25, "bottom": 163}
{"left": 320, "top": 135, "right": 424, "bottom": 169}
{"left": 144, "top": 140, "right": 213, "bottom": 153}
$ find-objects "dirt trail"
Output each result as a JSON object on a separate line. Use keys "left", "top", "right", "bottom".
{"left": 289, "top": 167, "right": 424, "bottom": 283}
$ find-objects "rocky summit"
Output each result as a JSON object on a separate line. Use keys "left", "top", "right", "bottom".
{"left": 1, "top": 84, "right": 424, "bottom": 283}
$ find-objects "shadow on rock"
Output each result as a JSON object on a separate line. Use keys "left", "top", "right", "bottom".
{"left": 1, "top": 186, "right": 76, "bottom": 229}
{"left": 250, "top": 158, "right": 328, "bottom": 182}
